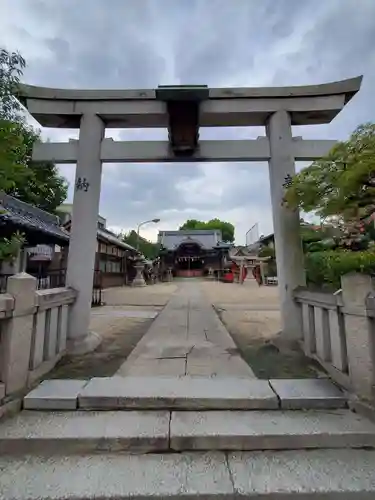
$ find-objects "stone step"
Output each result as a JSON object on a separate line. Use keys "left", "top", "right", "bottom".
{"left": 23, "top": 377, "right": 347, "bottom": 411}
{"left": 1, "top": 450, "right": 375, "bottom": 499}
{"left": 1, "top": 409, "right": 375, "bottom": 454}
{"left": 78, "top": 376, "right": 279, "bottom": 410}
{"left": 0, "top": 410, "right": 170, "bottom": 454}
{"left": 169, "top": 409, "right": 375, "bottom": 451}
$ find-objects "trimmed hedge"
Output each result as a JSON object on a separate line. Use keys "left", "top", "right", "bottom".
{"left": 305, "top": 250, "right": 375, "bottom": 290}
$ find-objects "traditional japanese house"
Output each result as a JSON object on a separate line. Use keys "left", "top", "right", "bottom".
{"left": 57, "top": 205, "right": 139, "bottom": 288}
{"left": 0, "top": 192, "right": 70, "bottom": 289}
{"left": 158, "top": 229, "right": 231, "bottom": 278}
{"left": 258, "top": 233, "right": 275, "bottom": 249}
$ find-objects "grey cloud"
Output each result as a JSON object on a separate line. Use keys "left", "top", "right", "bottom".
{"left": 98, "top": 160, "right": 271, "bottom": 231}
{"left": 1, "top": 0, "right": 375, "bottom": 242}
{"left": 172, "top": 0, "right": 321, "bottom": 85}
{"left": 15, "top": 0, "right": 167, "bottom": 89}
{"left": 98, "top": 162, "right": 206, "bottom": 228}
{"left": 44, "top": 38, "right": 70, "bottom": 63}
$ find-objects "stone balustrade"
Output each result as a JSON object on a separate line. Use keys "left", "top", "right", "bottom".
{"left": 294, "top": 273, "right": 375, "bottom": 401}
{"left": 0, "top": 273, "right": 77, "bottom": 402}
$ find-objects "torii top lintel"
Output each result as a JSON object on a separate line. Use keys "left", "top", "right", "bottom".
{"left": 17, "top": 76, "right": 362, "bottom": 130}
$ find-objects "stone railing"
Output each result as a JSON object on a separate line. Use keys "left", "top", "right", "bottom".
{"left": 294, "top": 273, "right": 375, "bottom": 401}
{"left": 0, "top": 273, "right": 76, "bottom": 403}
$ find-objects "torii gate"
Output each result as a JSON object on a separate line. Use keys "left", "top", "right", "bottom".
{"left": 17, "top": 77, "right": 362, "bottom": 354}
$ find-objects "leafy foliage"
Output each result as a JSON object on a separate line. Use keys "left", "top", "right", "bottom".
{"left": 305, "top": 250, "right": 375, "bottom": 290}
{"left": 300, "top": 223, "right": 338, "bottom": 253}
{"left": 0, "top": 119, "right": 29, "bottom": 191}
{"left": 258, "top": 246, "right": 275, "bottom": 259}
{"left": 179, "top": 218, "right": 235, "bottom": 243}
{"left": 0, "top": 48, "right": 68, "bottom": 213}
{"left": 121, "top": 230, "right": 160, "bottom": 259}
{"left": 284, "top": 123, "right": 375, "bottom": 224}
{"left": 0, "top": 48, "right": 25, "bottom": 120}
{"left": 5, "top": 124, "right": 68, "bottom": 213}
{"left": 0, "top": 232, "right": 25, "bottom": 263}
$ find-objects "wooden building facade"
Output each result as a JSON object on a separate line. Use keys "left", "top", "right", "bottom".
{"left": 59, "top": 217, "right": 138, "bottom": 288}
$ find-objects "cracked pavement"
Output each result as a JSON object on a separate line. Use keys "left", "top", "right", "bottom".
{"left": 116, "top": 281, "right": 255, "bottom": 378}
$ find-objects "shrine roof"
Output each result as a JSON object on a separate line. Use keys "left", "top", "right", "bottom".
{"left": 158, "top": 229, "right": 224, "bottom": 250}
{"left": 63, "top": 219, "right": 137, "bottom": 253}
{"left": 97, "top": 227, "right": 137, "bottom": 253}
{"left": 0, "top": 192, "right": 69, "bottom": 245}
{"left": 259, "top": 233, "right": 275, "bottom": 245}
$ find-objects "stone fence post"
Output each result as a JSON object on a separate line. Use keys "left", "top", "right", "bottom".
{"left": 341, "top": 273, "right": 375, "bottom": 400}
{"left": 1, "top": 273, "right": 36, "bottom": 395}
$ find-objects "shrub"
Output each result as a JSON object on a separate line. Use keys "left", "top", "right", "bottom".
{"left": 258, "top": 246, "right": 275, "bottom": 259}
{"left": 0, "top": 232, "right": 25, "bottom": 263}
{"left": 305, "top": 250, "right": 375, "bottom": 290}
{"left": 258, "top": 246, "right": 277, "bottom": 277}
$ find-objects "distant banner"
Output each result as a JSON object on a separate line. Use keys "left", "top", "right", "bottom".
{"left": 246, "top": 223, "right": 259, "bottom": 246}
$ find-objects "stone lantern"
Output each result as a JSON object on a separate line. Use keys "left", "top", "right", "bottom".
{"left": 132, "top": 256, "right": 147, "bottom": 287}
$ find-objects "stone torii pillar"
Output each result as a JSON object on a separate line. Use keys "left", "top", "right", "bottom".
{"left": 66, "top": 113, "right": 104, "bottom": 354}
{"left": 267, "top": 110, "right": 306, "bottom": 342}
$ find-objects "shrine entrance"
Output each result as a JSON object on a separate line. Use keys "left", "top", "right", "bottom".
{"left": 175, "top": 241, "right": 204, "bottom": 278}
{"left": 17, "top": 77, "right": 362, "bottom": 353}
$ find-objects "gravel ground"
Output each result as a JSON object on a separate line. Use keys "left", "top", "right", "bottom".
{"left": 45, "top": 279, "right": 322, "bottom": 380}
{"left": 201, "top": 279, "right": 322, "bottom": 379}
{"left": 45, "top": 284, "right": 178, "bottom": 380}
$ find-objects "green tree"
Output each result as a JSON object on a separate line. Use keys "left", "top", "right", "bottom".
{"left": 179, "top": 218, "right": 235, "bottom": 242}
{"left": 0, "top": 48, "right": 68, "bottom": 212}
{"left": 0, "top": 232, "right": 25, "bottom": 263}
{"left": 121, "top": 230, "right": 160, "bottom": 259}
{"left": 284, "top": 122, "right": 375, "bottom": 224}
{"left": 0, "top": 48, "right": 25, "bottom": 120}
{"left": 0, "top": 120, "right": 29, "bottom": 192}
{"left": 299, "top": 223, "right": 338, "bottom": 253}
{"left": 179, "top": 219, "right": 201, "bottom": 230}
{"left": 5, "top": 124, "right": 68, "bottom": 212}
{"left": 0, "top": 49, "right": 28, "bottom": 190}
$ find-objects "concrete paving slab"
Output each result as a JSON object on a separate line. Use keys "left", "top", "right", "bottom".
{"left": 186, "top": 356, "right": 254, "bottom": 377}
{"left": 215, "top": 303, "right": 280, "bottom": 311}
{"left": 0, "top": 452, "right": 234, "bottom": 499}
{"left": 24, "top": 380, "right": 88, "bottom": 410}
{"left": 78, "top": 376, "right": 278, "bottom": 410}
{"left": 0, "top": 410, "right": 170, "bottom": 454}
{"left": 91, "top": 310, "right": 158, "bottom": 319}
{"left": 118, "top": 358, "right": 187, "bottom": 377}
{"left": 116, "top": 283, "right": 253, "bottom": 380}
{"left": 170, "top": 409, "right": 375, "bottom": 451}
{"left": 132, "top": 341, "right": 209, "bottom": 360}
{"left": 269, "top": 378, "right": 347, "bottom": 409}
{"left": 228, "top": 449, "right": 375, "bottom": 497}
{"left": 187, "top": 345, "right": 235, "bottom": 359}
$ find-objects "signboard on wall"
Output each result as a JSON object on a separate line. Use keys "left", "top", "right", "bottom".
{"left": 26, "top": 244, "right": 54, "bottom": 261}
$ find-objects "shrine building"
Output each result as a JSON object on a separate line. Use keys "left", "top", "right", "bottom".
{"left": 158, "top": 230, "right": 231, "bottom": 278}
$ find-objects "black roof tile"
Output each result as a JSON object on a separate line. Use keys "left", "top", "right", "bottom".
{"left": 0, "top": 192, "right": 70, "bottom": 244}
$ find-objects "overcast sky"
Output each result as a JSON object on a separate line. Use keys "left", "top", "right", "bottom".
{"left": 1, "top": 0, "right": 374, "bottom": 243}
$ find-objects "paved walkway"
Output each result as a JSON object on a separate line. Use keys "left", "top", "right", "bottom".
{"left": 116, "top": 281, "right": 255, "bottom": 378}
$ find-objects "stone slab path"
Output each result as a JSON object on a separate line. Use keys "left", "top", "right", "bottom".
{"left": 2, "top": 450, "right": 375, "bottom": 499}
{"left": 116, "top": 282, "right": 255, "bottom": 378}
